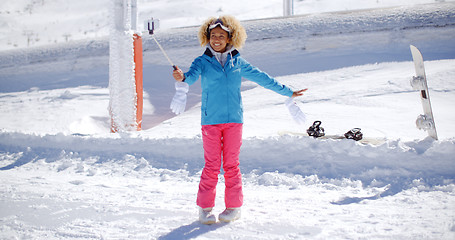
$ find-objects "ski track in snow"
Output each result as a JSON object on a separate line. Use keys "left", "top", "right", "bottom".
{"left": 1, "top": 1, "right": 455, "bottom": 239}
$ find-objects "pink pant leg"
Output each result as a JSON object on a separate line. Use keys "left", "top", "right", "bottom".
{"left": 222, "top": 123, "right": 243, "bottom": 208}
{"left": 197, "top": 124, "right": 222, "bottom": 208}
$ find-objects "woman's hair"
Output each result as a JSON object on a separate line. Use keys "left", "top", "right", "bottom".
{"left": 198, "top": 15, "right": 247, "bottom": 49}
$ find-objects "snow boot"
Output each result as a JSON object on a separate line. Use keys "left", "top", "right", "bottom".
{"left": 219, "top": 208, "right": 241, "bottom": 223}
{"left": 199, "top": 207, "right": 216, "bottom": 225}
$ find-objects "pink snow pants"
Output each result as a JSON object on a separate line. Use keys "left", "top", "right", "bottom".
{"left": 197, "top": 123, "right": 243, "bottom": 209}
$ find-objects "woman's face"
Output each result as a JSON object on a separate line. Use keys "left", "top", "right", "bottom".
{"left": 209, "top": 27, "right": 230, "bottom": 52}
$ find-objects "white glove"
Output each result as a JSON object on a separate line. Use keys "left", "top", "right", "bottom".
{"left": 170, "top": 81, "right": 189, "bottom": 115}
{"left": 285, "top": 97, "right": 306, "bottom": 124}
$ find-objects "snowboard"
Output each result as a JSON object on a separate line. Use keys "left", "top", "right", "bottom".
{"left": 279, "top": 121, "right": 386, "bottom": 146}
{"left": 278, "top": 131, "right": 386, "bottom": 146}
{"left": 409, "top": 45, "right": 438, "bottom": 140}
{"left": 278, "top": 131, "right": 387, "bottom": 146}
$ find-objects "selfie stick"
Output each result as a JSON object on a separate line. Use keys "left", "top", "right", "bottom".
{"left": 147, "top": 18, "right": 177, "bottom": 70}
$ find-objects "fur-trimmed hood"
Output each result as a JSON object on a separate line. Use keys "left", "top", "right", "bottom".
{"left": 198, "top": 15, "right": 247, "bottom": 49}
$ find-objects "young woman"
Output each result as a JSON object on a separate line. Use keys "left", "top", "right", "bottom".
{"left": 171, "top": 15, "right": 307, "bottom": 224}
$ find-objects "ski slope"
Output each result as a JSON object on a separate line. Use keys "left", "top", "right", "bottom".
{"left": 1, "top": 1, "right": 455, "bottom": 239}
{"left": 2, "top": 0, "right": 455, "bottom": 51}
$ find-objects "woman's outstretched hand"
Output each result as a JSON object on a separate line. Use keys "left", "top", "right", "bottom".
{"left": 292, "top": 88, "right": 308, "bottom": 98}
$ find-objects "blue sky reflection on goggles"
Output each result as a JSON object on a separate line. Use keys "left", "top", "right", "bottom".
{"left": 208, "top": 19, "right": 230, "bottom": 33}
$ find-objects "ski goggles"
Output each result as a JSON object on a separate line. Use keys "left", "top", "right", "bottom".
{"left": 208, "top": 19, "right": 230, "bottom": 34}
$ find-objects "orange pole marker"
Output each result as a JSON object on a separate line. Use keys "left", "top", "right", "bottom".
{"left": 133, "top": 34, "right": 143, "bottom": 131}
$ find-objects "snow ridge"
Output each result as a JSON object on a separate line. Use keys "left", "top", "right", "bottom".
{"left": 1, "top": 131, "right": 454, "bottom": 193}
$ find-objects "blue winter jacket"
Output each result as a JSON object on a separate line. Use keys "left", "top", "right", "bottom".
{"left": 184, "top": 48, "right": 293, "bottom": 125}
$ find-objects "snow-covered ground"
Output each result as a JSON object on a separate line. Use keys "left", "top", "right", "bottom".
{"left": 1, "top": 1, "right": 455, "bottom": 239}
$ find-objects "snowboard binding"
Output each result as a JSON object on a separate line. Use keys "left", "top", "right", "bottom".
{"left": 307, "top": 121, "right": 325, "bottom": 138}
{"left": 415, "top": 114, "right": 435, "bottom": 130}
{"left": 344, "top": 128, "right": 363, "bottom": 141}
